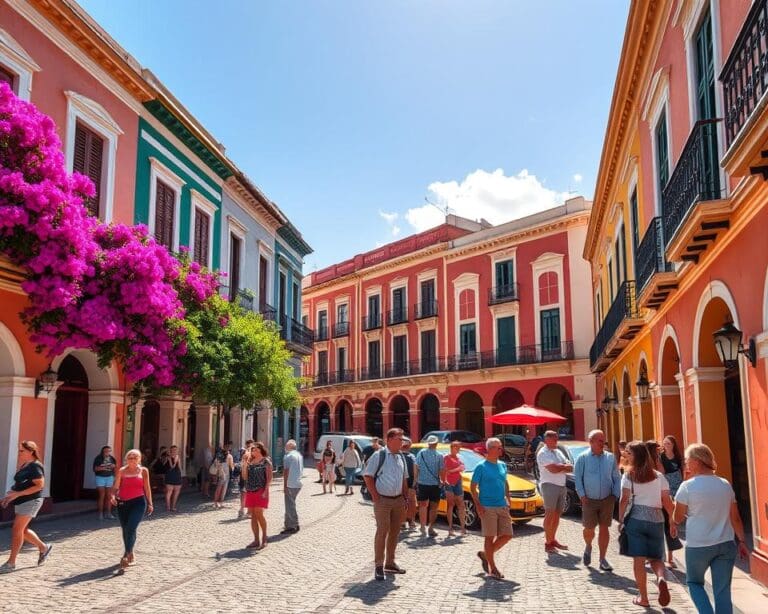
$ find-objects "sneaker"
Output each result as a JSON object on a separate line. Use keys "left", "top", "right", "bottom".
{"left": 0, "top": 562, "right": 15, "bottom": 574}
{"left": 383, "top": 563, "right": 406, "bottom": 574}
{"left": 420, "top": 526, "right": 427, "bottom": 537}
{"left": 38, "top": 544, "right": 53, "bottom": 566}
{"left": 428, "top": 528, "right": 438, "bottom": 538}
{"left": 599, "top": 559, "right": 613, "bottom": 572}
{"left": 583, "top": 546, "right": 592, "bottom": 567}
{"left": 374, "top": 565, "right": 385, "bottom": 581}
{"left": 237, "top": 510, "right": 244, "bottom": 519}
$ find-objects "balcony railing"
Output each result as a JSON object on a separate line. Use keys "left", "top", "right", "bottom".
{"left": 237, "top": 289, "right": 255, "bottom": 311}
{"left": 414, "top": 300, "right": 439, "bottom": 319}
{"left": 315, "top": 325, "right": 329, "bottom": 341}
{"left": 314, "top": 371, "right": 329, "bottom": 386}
{"left": 386, "top": 306, "right": 409, "bottom": 325}
{"left": 488, "top": 282, "right": 520, "bottom": 305}
{"left": 360, "top": 365, "right": 382, "bottom": 381}
{"left": 327, "top": 369, "right": 355, "bottom": 385}
{"left": 446, "top": 342, "right": 576, "bottom": 371}
{"left": 662, "top": 120, "right": 722, "bottom": 249}
{"left": 589, "top": 280, "right": 640, "bottom": 369}
{"left": 362, "top": 313, "right": 382, "bottom": 330}
{"left": 259, "top": 303, "right": 277, "bottom": 323}
{"left": 635, "top": 217, "right": 672, "bottom": 293}
{"left": 290, "top": 317, "right": 314, "bottom": 348}
{"left": 332, "top": 321, "right": 349, "bottom": 337}
{"left": 720, "top": 0, "right": 768, "bottom": 147}
{"left": 278, "top": 312, "right": 289, "bottom": 341}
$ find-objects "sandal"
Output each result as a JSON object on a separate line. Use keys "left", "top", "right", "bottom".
{"left": 477, "top": 551, "right": 489, "bottom": 573}
{"left": 658, "top": 579, "right": 671, "bottom": 607}
{"left": 632, "top": 597, "right": 650, "bottom": 607}
{"left": 119, "top": 556, "right": 129, "bottom": 570}
{"left": 488, "top": 568, "right": 504, "bottom": 579}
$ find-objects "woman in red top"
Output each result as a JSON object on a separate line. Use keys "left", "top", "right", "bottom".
{"left": 444, "top": 442, "right": 467, "bottom": 536}
{"left": 110, "top": 449, "right": 153, "bottom": 570}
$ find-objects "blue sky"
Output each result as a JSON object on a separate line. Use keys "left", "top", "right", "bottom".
{"left": 79, "top": 0, "right": 630, "bottom": 271}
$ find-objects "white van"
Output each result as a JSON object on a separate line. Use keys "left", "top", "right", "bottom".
{"left": 314, "top": 433, "right": 373, "bottom": 481}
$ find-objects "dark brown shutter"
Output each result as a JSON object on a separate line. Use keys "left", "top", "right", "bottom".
{"left": 154, "top": 180, "right": 175, "bottom": 249}
{"left": 193, "top": 209, "right": 210, "bottom": 265}
{"left": 73, "top": 123, "right": 104, "bottom": 218}
{"left": 0, "top": 66, "right": 15, "bottom": 90}
{"left": 229, "top": 234, "right": 241, "bottom": 301}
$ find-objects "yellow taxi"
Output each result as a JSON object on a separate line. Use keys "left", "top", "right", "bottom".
{"left": 410, "top": 443, "right": 544, "bottom": 530}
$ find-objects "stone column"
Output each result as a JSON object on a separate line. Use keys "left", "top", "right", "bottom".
{"left": 352, "top": 405, "right": 365, "bottom": 434}
{"left": 194, "top": 404, "right": 216, "bottom": 468}
{"left": 381, "top": 410, "right": 392, "bottom": 434}
{"left": 41, "top": 381, "right": 63, "bottom": 498}
{"left": 0, "top": 376, "right": 35, "bottom": 496}
{"left": 82, "top": 389, "right": 123, "bottom": 489}
{"left": 569, "top": 399, "right": 590, "bottom": 440}
{"left": 408, "top": 408, "right": 420, "bottom": 440}
{"left": 440, "top": 407, "right": 458, "bottom": 431}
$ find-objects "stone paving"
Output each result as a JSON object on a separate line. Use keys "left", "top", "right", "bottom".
{"left": 0, "top": 479, "right": 697, "bottom": 613}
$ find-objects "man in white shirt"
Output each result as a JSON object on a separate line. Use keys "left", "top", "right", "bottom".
{"left": 281, "top": 440, "right": 304, "bottom": 534}
{"left": 536, "top": 430, "right": 572, "bottom": 553}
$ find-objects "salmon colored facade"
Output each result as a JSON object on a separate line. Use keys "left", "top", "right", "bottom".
{"left": 299, "top": 199, "right": 596, "bottom": 458}
{"left": 585, "top": 0, "right": 768, "bottom": 585}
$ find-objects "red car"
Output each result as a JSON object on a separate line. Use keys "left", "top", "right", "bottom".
{"left": 420, "top": 430, "right": 487, "bottom": 454}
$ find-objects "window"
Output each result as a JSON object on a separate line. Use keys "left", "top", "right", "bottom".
{"left": 229, "top": 233, "right": 242, "bottom": 301}
{"left": 694, "top": 10, "right": 716, "bottom": 121}
{"left": 318, "top": 310, "right": 328, "bottom": 338}
{"left": 0, "top": 65, "right": 15, "bottom": 90}
{"left": 337, "top": 303, "right": 348, "bottom": 323}
{"left": 460, "top": 323, "right": 476, "bottom": 355}
{"left": 292, "top": 283, "right": 300, "bottom": 320}
{"left": 368, "top": 294, "right": 381, "bottom": 327}
{"left": 538, "top": 272, "right": 559, "bottom": 306}
{"left": 420, "top": 279, "right": 436, "bottom": 317}
{"left": 0, "top": 28, "right": 41, "bottom": 101}
{"left": 459, "top": 289, "right": 476, "bottom": 320}
{"left": 317, "top": 350, "right": 328, "bottom": 384}
{"left": 193, "top": 208, "right": 211, "bottom": 266}
{"left": 279, "top": 272, "right": 287, "bottom": 317}
{"left": 393, "top": 335, "right": 407, "bottom": 369}
{"left": 420, "top": 330, "right": 436, "bottom": 372}
{"left": 540, "top": 308, "right": 561, "bottom": 355}
{"left": 607, "top": 259, "right": 615, "bottom": 300}
{"left": 629, "top": 188, "right": 640, "bottom": 251}
{"left": 495, "top": 259, "right": 515, "bottom": 296}
{"left": 337, "top": 347, "right": 346, "bottom": 374}
{"left": 615, "top": 226, "right": 627, "bottom": 287}
{"left": 391, "top": 287, "right": 406, "bottom": 321}
{"left": 368, "top": 340, "right": 381, "bottom": 377}
{"left": 72, "top": 122, "right": 104, "bottom": 218}
{"left": 655, "top": 110, "right": 670, "bottom": 195}
{"left": 497, "top": 316, "right": 516, "bottom": 365}
{"left": 154, "top": 179, "right": 176, "bottom": 249}
{"left": 259, "top": 256, "right": 268, "bottom": 309}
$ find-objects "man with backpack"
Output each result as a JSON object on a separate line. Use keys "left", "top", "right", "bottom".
{"left": 414, "top": 435, "right": 446, "bottom": 538}
{"left": 362, "top": 428, "right": 409, "bottom": 581}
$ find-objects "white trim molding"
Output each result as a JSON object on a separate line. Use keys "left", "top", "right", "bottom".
{"left": 189, "top": 189, "right": 217, "bottom": 269}
{"left": 0, "top": 27, "right": 40, "bottom": 101}
{"left": 531, "top": 252, "right": 566, "bottom": 351}
{"left": 148, "top": 156, "right": 185, "bottom": 251}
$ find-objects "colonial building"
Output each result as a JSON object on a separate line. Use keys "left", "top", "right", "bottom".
{"left": 584, "top": 0, "right": 768, "bottom": 584}
{"left": 300, "top": 197, "right": 595, "bottom": 457}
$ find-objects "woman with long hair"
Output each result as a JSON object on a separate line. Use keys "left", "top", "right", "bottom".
{"left": 673, "top": 444, "right": 748, "bottom": 614}
{"left": 0, "top": 441, "right": 52, "bottom": 573}
{"left": 111, "top": 449, "right": 154, "bottom": 570}
{"left": 93, "top": 444, "right": 117, "bottom": 520}
{"left": 618, "top": 441, "right": 675, "bottom": 608}
{"left": 444, "top": 442, "right": 467, "bottom": 536}
{"left": 163, "top": 445, "right": 182, "bottom": 512}
{"left": 340, "top": 440, "right": 361, "bottom": 495}
{"left": 660, "top": 435, "right": 684, "bottom": 495}
{"left": 243, "top": 442, "right": 272, "bottom": 550}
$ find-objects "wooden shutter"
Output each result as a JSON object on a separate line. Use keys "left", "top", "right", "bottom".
{"left": 258, "top": 256, "right": 268, "bottom": 309}
{"left": 154, "top": 180, "right": 175, "bottom": 248}
{"left": 229, "top": 234, "right": 241, "bottom": 300}
{"left": 193, "top": 209, "right": 210, "bottom": 265}
{"left": 73, "top": 123, "right": 104, "bottom": 218}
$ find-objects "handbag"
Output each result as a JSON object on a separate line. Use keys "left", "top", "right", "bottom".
{"left": 618, "top": 479, "right": 634, "bottom": 556}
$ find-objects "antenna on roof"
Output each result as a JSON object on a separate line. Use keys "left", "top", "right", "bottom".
{"left": 425, "top": 196, "right": 453, "bottom": 217}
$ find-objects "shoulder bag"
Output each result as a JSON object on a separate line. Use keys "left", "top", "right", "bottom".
{"left": 618, "top": 478, "right": 634, "bottom": 556}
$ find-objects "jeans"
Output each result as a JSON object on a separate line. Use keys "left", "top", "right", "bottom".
{"left": 685, "top": 540, "right": 737, "bottom": 614}
{"left": 284, "top": 487, "right": 301, "bottom": 530}
{"left": 344, "top": 467, "right": 356, "bottom": 487}
{"left": 117, "top": 496, "right": 146, "bottom": 555}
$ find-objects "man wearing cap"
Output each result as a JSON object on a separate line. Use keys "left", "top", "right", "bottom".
{"left": 536, "top": 430, "right": 572, "bottom": 552}
{"left": 414, "top": 435, "right": 446, "bottom": 538}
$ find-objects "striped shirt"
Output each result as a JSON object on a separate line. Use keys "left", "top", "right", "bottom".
{"left": 363, "top": 449, "right": 406, "bottom": 496}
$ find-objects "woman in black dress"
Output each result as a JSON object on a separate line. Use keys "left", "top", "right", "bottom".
{"left": 163, "top": 445, "right": 183, "bottom": 512}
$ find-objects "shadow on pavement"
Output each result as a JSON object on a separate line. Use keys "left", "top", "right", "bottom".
{"left": 586, "top": 566, "right": 637, "bottom": 594}
{"left": 462, "top": 574, "right": 520, "bottom": 602}
{"left": 56, "top": 564, "right": 123, "bottom": 585}
{"left": 216, "top": 548, "right": 255, "bottom": 560}
{"left": 545, "top": 551, "right": 581, "bottom": 570}
{"left": 342, "top": 577, "right": 400, "bottom": 604}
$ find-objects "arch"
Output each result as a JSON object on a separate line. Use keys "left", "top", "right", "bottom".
{"left": 492, "top": 387, "right": 524, "bottom": 413}
{"left": 659, "top": 334, "right": 684, "bottom": 446}
{"left": 534, "top": 383, "right": 574, "bottom": 438}
{"left": 658, "top": 324, "right": 681, "bottom": 385}
{"left": 365, "top": 397, "right": 383, "bottom": 438}
{"left": 0, "top": 322, "right": 25, "bottom": 376}
{"left": 390, "top": 394, "right": 410, "bottom": 435}
{"left": 692, "top": 280, "right": 741, "bottom": 368}
{"left": 51, "top": 348, "right": 119, "bottom": 390}
{"left": 315, "top": 401, "right": 331, "bottom": 442}
{"left": 610, "top": 380, "right": 620, "bottom": 453}
{"left": 419, "top": 393, "right": 440, "bottom": 437}
{"left": 335, "top": 399, "right": 353, "bottom": 433}
{"left": 621, "top": 369, "right": 633, "bottom": 442}
{"left": 456, "top": 390, "right": 485, "bottom": 437}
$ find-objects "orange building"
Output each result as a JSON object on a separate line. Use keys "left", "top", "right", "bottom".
{"left": 299, "top": 198, "right": 596, "bottom": 457}
{"left": 585, "top": 0, "right": 768, "bottom": 584}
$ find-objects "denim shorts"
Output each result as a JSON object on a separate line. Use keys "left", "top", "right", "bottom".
{"left": 445, "top": 481, "right": 463, "bottom": 497}
{"left": 94, "top": 475, "right": 114, "bottom": 488}
{"left": 625, "top": 517, "right": 665, "bottom": 560}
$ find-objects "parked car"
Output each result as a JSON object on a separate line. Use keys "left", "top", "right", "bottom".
{"left": 420, "top": 430, "right": 486, "bottom": 454}
{"left": 493, "top": 432, "right": 528, "bottom": 466}
{"left": 533, "top": 439, "right": 590, "bottom": 515}
{"left": 314, "top": 433, "right": 372, "bottom": 483}
{"left": 410, "top": 443, "right": 544, "bottom": 530}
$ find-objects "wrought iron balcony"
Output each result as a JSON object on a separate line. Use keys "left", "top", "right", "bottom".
{"left": 360, "top": 365, "right": 382, "bottom": 381}
{"left": 445, "top": 342, "right": 576, "bottom": 371}
{"left": 289, "top": 317, "right": 314, "bottom": 349}
{"left": 327, "top": 369, "right": 355, "bottom": 385}
{"left": 278, "top": 313, "right": 288, "bottom": 341}
{"left": 362, "top": 313, "right": 382, "bottom": 330}
{"left": 721, "top": 0, "right": 768, "bottom": 148}
{"left": 414, "top": 300, "right": 438, "bottom": 319}
{"left": 488, "top": 282, "right": 520, "bottom": 305}
{"left": 332, "top": 321, "right": 349, "bottom": 337}
{"left": 634, "top": 217, "right": 676, "bottom": 309}
{"left": 259, "top": 303, "right": 277, "bottom": 323}
{"left": 662, "top": 120, "right": 726, "bottom": 261}
{"left": 314, "top": 371, "right": 330, "bottom": 386}
{"left": 237, "top": 289, "right": 255, "bottom": 311}
{"left": 589, "top": 280, "right": 643, "bottom": 372}
{"left": 386, "top": 306, "right": 409, "bottom": 325}
{"left": 315, "top": 325, "right": 329, "bottom": 341}
{"left": 446, "top": 353, "right": 482, "bottom": 371}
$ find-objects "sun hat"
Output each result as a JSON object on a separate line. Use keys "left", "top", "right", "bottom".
{"left": 426, "top": 435, "right": 439, "bottom": 445}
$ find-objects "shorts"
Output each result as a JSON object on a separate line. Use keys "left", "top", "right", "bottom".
{"left": 481, "top": 506, "right": 513, "bottom": 537}
{"left": 323, "top": 465, "right": 336, "bottom": 479}
{"left": 445, "top": 481, "right": 463, "bottom": 497}
{"left": 94, "top": 475, "right": 114, "bottom": 488}
{"left": 14, "top": 498, "right": 44, "bottom": 518}
{"left": 581, "top": 496, "right": 616, "bottom": 529}
{"left": 417, "top": 484, "right": 442, "bottom": 503}
{"left": 540, "top": 482, "right": 566, "bottom": 511}
{"left": 624, "top": 517, "right": 665, "bottom": 560}
{"left": 244, "top": 489, "right": 269, "bottom": 509}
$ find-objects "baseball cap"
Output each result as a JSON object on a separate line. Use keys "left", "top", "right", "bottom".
{"left": 426, "top": 435, "right": 439, "bottom": 445}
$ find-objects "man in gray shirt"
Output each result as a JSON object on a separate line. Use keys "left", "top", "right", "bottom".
{"left": 281, "top": 440, "right": 303, "bottom": 534}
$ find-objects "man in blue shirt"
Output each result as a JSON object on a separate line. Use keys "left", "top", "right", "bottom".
{"left": 573, "top": 429, "right": 621, "bottom": 571}
{"left": 471, "top": 437, "right": 512, "bottom": 579}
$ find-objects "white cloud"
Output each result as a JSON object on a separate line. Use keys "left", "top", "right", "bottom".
{"left": 405, "top": 168, "right": 571, "bottom": 232}
{"left": 378, "top": 210, "right": 402, "bottom": 237}
{"left": 573, "top": 173, "right": 583, "bottom": 183}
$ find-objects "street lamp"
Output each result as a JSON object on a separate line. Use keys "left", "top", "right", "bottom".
{"left": 34, "top": 364, "right": 58, "bottom": 398}
{"left": 713, "top": 320, "right": 756, "bottom": 369}
{"left": 601, "top": 392, "right": 616, "bottom": 413}
{"left": 636, "top": 367, "right": 650, "bottom": 401}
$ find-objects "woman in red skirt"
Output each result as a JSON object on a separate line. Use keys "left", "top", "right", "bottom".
{"left": 244, "top": 442, "right": 272, "bottom": 550}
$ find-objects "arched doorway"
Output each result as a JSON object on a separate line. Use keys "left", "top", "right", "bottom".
{"left": 492, "top": 387, "right": 525, "bottom": 436}
{"left": 365, "top": 398, "right": 383, "bottom": 438}
{"left": 51, "top": 355, "right": 89, "bottom": 502}
{"left": 299, "top": 406, "right": 310, "bottom": 456}
{"left": 456, "top": 390, "right": 485, "bottom": 437}
{"left": 610, "top": 381, "right": 620, "bottom": 453}
{"left": 335, "top": 399, "right": 353, "bottom": 432}
{"left": 535, "top": 383, "right": 574, "bottom": 438}
{"left": 660, "top": 334, "right": 684, "bottom": 445}
{"left": 622, "top": 370, "right": 633, "bottom": 442}
{"left": 186, "top": 404, "right": 196, "bottom": 464}
{"left": 390, "top": 395, "right": 410, "bottom": 435}
{"left": 419, "top": 394, "right": 440, "bottom": 437}
{"left": 140, "top": 400, "right": 160, "bottom": 463}
{"left": 696, "top": 295, "right": 752, "bottom": 532}
{"left": 315, "top": 402, "right": 331, "bottom": 445}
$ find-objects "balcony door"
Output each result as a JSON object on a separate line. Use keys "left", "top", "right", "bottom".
{"left": 694, "top": 9, "right": 720, "bottom": 197}
{"left": 497, "top": 316, "right": 516, "bottom": 365}
{"left": 540, "top": 308, "right": 561, "bottom": 359}
{"left": 495, "top": 260, "right": 515, "bottom": 297}
{"left": 421, "top": 329, "right": 436, "bottom": 373}
{"left": 368, "top": 294, "right": 380, "bottom": 327}
{"left": 392, "top": 287, "right": 405, "bottom": 321}
{"left": 317, "top": 350, "right": 328, "bottom": 385}
{"left": 420, "top": 279, "right": 435, "bottom": 316}
{"left": 258, "top": 256, "right": 268, "bottom": 310}
{"left": 337, "top": 347, "right": 346, "bottom": 378}
{"left": 368, "top": 340, "right": 381, "bottom": 378}
{"left": 393, "top": 335, "right": 407, "bottom": 376}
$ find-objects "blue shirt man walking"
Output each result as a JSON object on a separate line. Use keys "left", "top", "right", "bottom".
{"left": 573, "top": 429, "right": 621, "bottom": 571}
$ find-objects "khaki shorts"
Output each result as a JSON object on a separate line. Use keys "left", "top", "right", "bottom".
{"left": 480, "top": 506, "right": 513, "bottom": 537}
{"left": 581, "top": 495, "right": 616, "bottom": 529}
{"left": 540, "top": 482, "right": 566, "bottom": 511}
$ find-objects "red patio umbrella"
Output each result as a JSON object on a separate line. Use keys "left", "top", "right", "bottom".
{"left": 487, "top": 404, "right": 566, "bottom": 426}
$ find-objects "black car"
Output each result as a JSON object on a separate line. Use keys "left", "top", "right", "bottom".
{"left": 534, "top": 440, "right": 590, "bottom": 515}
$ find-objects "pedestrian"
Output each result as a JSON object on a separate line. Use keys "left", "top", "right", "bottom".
{"left": 243, "top": 442, "right": 272, "bottom": 550}
{"left": 573, "top": 429, "right": 621, "bottom": 571}
{"left": 362, "top": 427, "right": 409, "bottom": 581}
{"left": 471, "top": 437, "right": 513, "bottom": 580}
{"left": 413, "top": 435, "right": 446, "bottom": 538}
{"left": 340, "top": 440, "right": 362, "bottom": 495}
{"left": 111, "top": 448, "right": 153, "bottom": 570}
{"left": 660, "top": 435, "right": 684, "bottom": 496}
{"left": 647, "top": 440, "right": 682, "bottom": 568}
{"left": 163, "top": 445, "right": 182, "bottom": 512}
{"left": 281, "top": 439, "right": 303, "bottom": 534}
{"left": 619, "top": 441, "right": 676, "bottom": 608}
{"left": 444, "top": 441, "right": 467, "bottom": 537}
{"left": 212, "top": 445, "right": 234, "bottom": 509}
{"left": 362, "top": 437, "right": 381, "bottom": 464}
{"left": 536, "top": 430, "right": 573, "bottom": 552}
{"left": 201, "top": 443, "right": 214, "bottom": 498}
{"left": 237, "top": 439, "right": 254, "bottom": 519}
{"left": 617, "top": 440, "right": 629, "bottom": 474}
{"left": 93, "top": 444, "right": 117, "bottom": 520}
{"left": 673, "top": 443, "right": 749, "bottom": 614}
{"left": 150, "top": 446, "right": 168, "bottom": 492}
{"left": 321, "top": 440, "right": 337, "bottom": 494}
{"left": 401, "top": 437, "right": 417, "bottom": 531}
{"left": 0, "top": 441, "right": 53, "bottom": 574}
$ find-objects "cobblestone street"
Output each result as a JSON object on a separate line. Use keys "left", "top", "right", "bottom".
{"left": 1, "top": 478, "right": 697, "bottom": 614}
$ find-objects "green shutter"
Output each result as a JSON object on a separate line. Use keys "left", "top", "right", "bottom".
{"left": 497, "top": 316, "right": 516, "bottom": 365}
